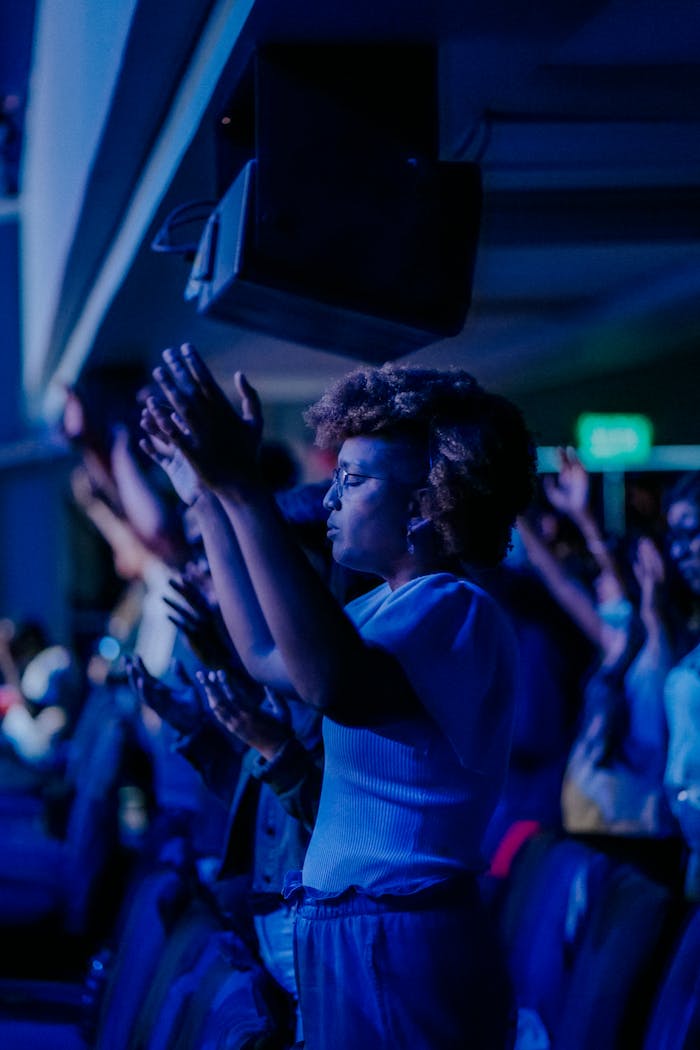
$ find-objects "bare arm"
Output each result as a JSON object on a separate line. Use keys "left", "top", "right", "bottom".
{"left": 147, "top": 344, "right": 416, "bottom": 719}
{"left": 71, "top": 464, "right": 147, "bottom": 561}
{"left": 110, "top": 425, "right": 186, "bottom": 567}
{"left": 544, "top": 447, "right": 625, "bottom": 590}
{"left": 214, "top": 479, "right": 374, "bottom": 711}
{"left": 139, "top": 407, "right": 291, "bottom": 689}
{"left": 633, "top": 537, "right": 672, "bottom": 658}
{"left": 191, "top": 489, "right": 293, "bottom": 692}
{"left": 517, "top": 515, "right": 603, "bottom": 646}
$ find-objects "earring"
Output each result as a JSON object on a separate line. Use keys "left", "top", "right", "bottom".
{"left": 407, "top": 517, "right": 429, "bottom": 555}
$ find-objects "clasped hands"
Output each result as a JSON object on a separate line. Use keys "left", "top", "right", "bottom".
{"left": 139, "top": 343, "right": 263, "bottom": 500}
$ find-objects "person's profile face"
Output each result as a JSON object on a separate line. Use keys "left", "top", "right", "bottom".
{"left": 322, "top": 435, "right": 421, "bottom": 580}
{"left": 667, "top": 498, "right": 700, "bottom": 594}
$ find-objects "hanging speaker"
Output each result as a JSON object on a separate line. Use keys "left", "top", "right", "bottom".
{"left": 189, "top": 45, "right": 482, "bottom": 361}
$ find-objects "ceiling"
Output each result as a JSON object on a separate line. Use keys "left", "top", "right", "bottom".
{"left": 15, "top": 0, "right": 700, "bottom": 445}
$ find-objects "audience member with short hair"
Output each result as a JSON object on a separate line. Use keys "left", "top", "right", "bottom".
{"left": 141, "top": 343, "right": 535, "bottom": 1050}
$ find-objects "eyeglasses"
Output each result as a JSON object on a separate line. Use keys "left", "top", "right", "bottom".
{"left": 330, "top": 466, "right": 388, "bottom": 496}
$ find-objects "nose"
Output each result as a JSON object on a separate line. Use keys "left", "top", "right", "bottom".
{"left": 671, "top": 533, "right": 699, "bottom": 562}
{"left": 670, "top": 537, "right": 688, "bottom": 561}
{"left": 323, "top": 482, "right": 341, "bottom": 511}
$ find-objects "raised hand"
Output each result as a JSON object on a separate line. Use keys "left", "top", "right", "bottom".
{"left": 147, "top": 344, "right": 263, "bottom": 492}
{"left": 633, "top": 537, "right": 669, "bottom": 644}
{"left": 125, "top": 653, "right": 202, "bottom": 736}
{"left": 163, "top": 569, "right": 238, "bottom": 671}
{"left": 70, "top": 464, "right": 100, "bottom": 512}
{"left": 543, "top": 447, "right": 590, "bottom": 523}
{"left": 139, "top": 410, "right": 203, "bottom": 507}
{"left": 197, "top": 669, "right": 291, "bottom": 760}
{"left": 633, "top": 537, "right": 665, "bottom": 604}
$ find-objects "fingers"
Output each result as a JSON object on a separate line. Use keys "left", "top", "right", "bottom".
{"left": 166, "top": 613, "right": 189, "bottom": 637}
{"left": 198, "top": 667, "right": 256, "bottom": 714}
{"left": 216, "top": 659, "right": 265, "bottom": 710}
{"left": 162, "top": 346, "right": 197, "bottom": 397}
{"left": 542, "top": 475, "right": 557, "bottom": 501}
{"left": 555, "top": 446, "right": 569, "bottom": 471}
{"left": 171, "top": 659, "right": 194, "bottom": 689}
{"left": 169, "top": 409, "right": 193, "bottom": 439}
{"left": 179, "top": 343, "right": 221, "bottom": 400}
{"left": 162, "top": 594, "right": 201, "bottom": 629}
{"left": 262, "top": 689, "right": 291, "bottom": 725}
{"left": 143, "top": 396, "right": 195, "bottom": 462}
{"left": 125, "top": 653, "right": 147, "bottom": 679}
{"left": 569, "top": 714, "right": 606, "bottom": 772}
{"left": 152, "top": 366, "right": 196, "bottom": 432}
{"left": 124, "top": 653, "right": 149, "bottom": 701}
{"left": 634, "top": 537, "right": 664, "bottom": 575}
{"left": 170, "top": 575, "right": 210, "bottom": 614}
{"left": 559, "top": 445, "right": 580, "bottom": 469}
{"left": 639, "top": 536, "right": 662, "bottom": 567}
{"left": 142, "top": 397, "right": 176, "bottom": 440}
{"left": 235, "top": 371, "right": 263, "bottom": 436}
{"left": 140, "top": 411, "right": 183, "bottom": 466}
{"left": 196, "top": 668, "right": 240, "bottom": 725}
{"left": 139, "top": 436, "right": 168, "bottom": 469}
{"left": 123, "top": 654, "right": 138, "bottom": 689}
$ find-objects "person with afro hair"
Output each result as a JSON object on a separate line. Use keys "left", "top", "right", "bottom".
{"left": 143, "top": 346, "right": 536, "bottom": 1050}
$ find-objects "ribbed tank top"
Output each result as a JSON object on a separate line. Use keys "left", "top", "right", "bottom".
{"left": 302, "top": 573, "right": 517, "bottom": 895}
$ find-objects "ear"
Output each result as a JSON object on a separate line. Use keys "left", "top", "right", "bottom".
{"left": 406, "top": 515, "right": 433, "bottom": 556}
{"left": 407, "top": 486, "right": 430, "bottom": 517}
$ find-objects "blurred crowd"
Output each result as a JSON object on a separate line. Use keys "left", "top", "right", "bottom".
{"left": 1, "top": 355, "right": 699, "bottom": 1047}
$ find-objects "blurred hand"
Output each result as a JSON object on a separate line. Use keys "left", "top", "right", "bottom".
{"left": 565, "top": 713, "right": 619, "bottom": 820}
{"left": 145, "top": 344, "right": 263, "bottom": 492}
{"left": 633, "top": 536, "right": 665, "bottom": 605}
{"left": 70, "top": 464, "right": 100, "bottom": 511}
{"left": 125, "top": 654, "right": 201, "bottom": 736}
{"left": 198, "top": 669, "right": 291, "bottom": 760}
{"left": 0, "top": 618, "right": 15, "bottom": 651}
{"left": 163, "top": 571, "right": 237, "bottom": 671}
{"left": 543, "top": 447, "right": 590, "bottom": 522}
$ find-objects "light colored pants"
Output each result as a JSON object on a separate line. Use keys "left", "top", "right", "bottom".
{"left": 292, "top": 882, "right": 515, "bottom": 1050}
{"left": 255, "top": 904, "right": 302, "bottom": 1041}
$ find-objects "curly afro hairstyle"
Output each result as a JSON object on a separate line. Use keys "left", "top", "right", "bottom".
{"left": 304, "top": 363, "right": 536, "bottom": 568}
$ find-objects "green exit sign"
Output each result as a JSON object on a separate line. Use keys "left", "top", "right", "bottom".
{"left": 576, "top": 413, "right": 654, "bottom": 466}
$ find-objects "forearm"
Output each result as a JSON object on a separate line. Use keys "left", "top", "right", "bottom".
{"left": 639, "top": 598, "right": 672, "bottom": 658}
{"left": 216, "top": 481, "right": 368, "bottom": 712}
{"left": 111, "top": 449, "right": 171, "bottom": 554}
{"left": 191, "top": 489, "right": 290, "bottom": 689}
{"left": 83, "top": 497, "right": 131, "bottom": 550}
{"left": 518, "top": 519, "right": 603, "bottom": 645}
{"left": 575, "top": 509, "right": 623, "bottom": 585}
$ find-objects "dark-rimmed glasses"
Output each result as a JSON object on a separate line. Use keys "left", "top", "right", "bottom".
{"left": 330, "top": 466, "right": 388, "bottom": 496}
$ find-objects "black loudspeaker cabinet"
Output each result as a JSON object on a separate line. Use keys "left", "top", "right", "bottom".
{"left": 191, "top": 45, "right": 482, "bottom": 361}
